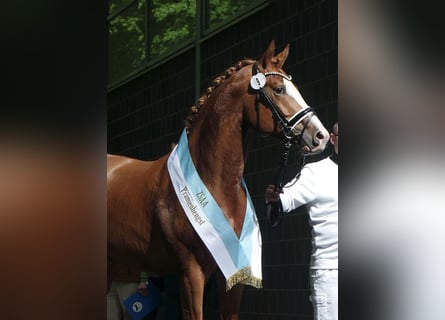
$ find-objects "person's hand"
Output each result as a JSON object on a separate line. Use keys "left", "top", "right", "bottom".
{"left": 265, "top": 184, "right": 282, "bottom": 204}
{"left": 137, "top": 281, "right": 149, "bottom": 296}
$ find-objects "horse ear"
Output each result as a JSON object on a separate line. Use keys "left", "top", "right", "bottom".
{"left": 259, "top": 41, "right": 289, "bottom": 69}
{"left": 259, "top": 40, "right": 276, "bottom": 69}
{"left": 272, "top": 43, "right": 290, "bottom": 69}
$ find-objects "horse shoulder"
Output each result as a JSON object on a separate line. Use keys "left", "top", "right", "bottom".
{"left": 107, "top": 153, "right": 170, "bottom": 210}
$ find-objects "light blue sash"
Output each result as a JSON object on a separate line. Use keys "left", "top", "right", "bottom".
{"left": 167, "top": 129, "right": 262, "bottom": 290}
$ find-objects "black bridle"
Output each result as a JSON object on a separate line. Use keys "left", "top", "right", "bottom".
{"left": 251, "top": 62, "right": 314, "bottom": 143}
{"left": 250, "top": 62, "right": 310, "bottom": 227}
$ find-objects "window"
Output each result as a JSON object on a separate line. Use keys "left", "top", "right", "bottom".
{"left": 207, "top": 0, "right": 254, "bottom": 28}
{"left": 108, "top": 0, "right": 266, "bottom": 86}
{"left": 109, "top": 0, "right": 146, "bottom": 83}
{"left": 149, "top": 0, "right": 196, "bottom": 59}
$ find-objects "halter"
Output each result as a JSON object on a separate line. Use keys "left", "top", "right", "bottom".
{"left": 251, "top": 62, "right": 314, "bottom": 143}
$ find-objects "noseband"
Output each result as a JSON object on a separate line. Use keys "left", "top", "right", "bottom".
{"left": 251, "top": 62, "right": 314, "bottom": 142}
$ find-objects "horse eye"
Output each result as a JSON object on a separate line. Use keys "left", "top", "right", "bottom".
{"left": 274, "top": 87, "right": 285, "bottom": 94}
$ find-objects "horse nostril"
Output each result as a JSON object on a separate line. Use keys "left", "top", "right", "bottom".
{"left": 316, "top": 131, "right": 325, "bottom": 140}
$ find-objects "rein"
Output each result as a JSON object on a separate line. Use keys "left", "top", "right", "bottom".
{"left": 265, "top": 141, "right": 306, "bottom": 227}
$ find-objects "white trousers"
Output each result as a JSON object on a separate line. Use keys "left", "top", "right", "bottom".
{"left": 310, "top": 269, "right": 338, "bottom": 320}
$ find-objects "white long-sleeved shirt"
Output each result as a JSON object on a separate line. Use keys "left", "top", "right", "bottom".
{"left": 280, "top": 156, "right": 338, "bottom": 269}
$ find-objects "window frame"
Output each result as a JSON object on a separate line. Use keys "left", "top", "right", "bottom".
{"left": 107, "top": 0, "right": 270, "bottom": 92}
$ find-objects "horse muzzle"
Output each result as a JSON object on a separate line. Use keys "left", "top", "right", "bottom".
{"left": 286, "top": 114, "right": 329, "bottom": 154}
{"left": 299, "top": 116, "right": 329, "bottom": 154}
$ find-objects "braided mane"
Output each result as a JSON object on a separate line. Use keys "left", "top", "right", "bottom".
{"left": 185, "top": 59, "right": 256, "bottom": 131}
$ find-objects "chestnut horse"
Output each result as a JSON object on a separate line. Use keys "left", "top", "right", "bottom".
{"left": 107, "top": 40, "right": 329, "bottom": 319}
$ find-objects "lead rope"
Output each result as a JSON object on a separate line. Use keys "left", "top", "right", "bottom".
{"left": 265, "top": 140, "right": 292, "bottom": 227}
{"left": 266, "top": 141, "right": 306, "bottom": 227}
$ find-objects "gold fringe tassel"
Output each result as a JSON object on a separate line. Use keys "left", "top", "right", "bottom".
{"left": 226, "top": 266, "right": 262, "bottom": 291}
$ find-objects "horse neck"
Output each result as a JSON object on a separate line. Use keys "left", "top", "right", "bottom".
{"left": 187, "top": 86, "right": 249, "bottom": 199}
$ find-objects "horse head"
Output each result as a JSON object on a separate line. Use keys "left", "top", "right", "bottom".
{"left": 243, "top": 40, "right": 329, "bottom": 154}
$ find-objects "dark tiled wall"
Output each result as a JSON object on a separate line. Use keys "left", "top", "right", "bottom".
{"left": 108, "top": 51, "right": 196, "bottom": 159}
{"left": 107, "top": 0, "right": 337, "bottom": 318}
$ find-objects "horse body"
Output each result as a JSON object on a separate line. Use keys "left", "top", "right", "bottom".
{"left": 107, "top": 41, "right": 329, "bottom": 319}
{"left": 107, "top": 154, "right": 176, "bottom": 273}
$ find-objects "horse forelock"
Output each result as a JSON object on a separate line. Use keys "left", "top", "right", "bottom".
{"left": 185, "top": 59, "right": 256, "bottom": 131}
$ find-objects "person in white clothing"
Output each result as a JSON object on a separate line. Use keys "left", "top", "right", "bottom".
{"left": 265, "top": 122, "right": 338, "bottom": 320}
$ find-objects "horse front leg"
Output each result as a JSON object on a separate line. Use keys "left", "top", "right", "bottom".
{"left": 216, "top": 271, "right": 244, "bottom": 320}
{"left": 178, "top": 266, "right": 206, "bottom": 320}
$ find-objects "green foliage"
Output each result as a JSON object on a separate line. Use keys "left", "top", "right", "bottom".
{"left": 108, "top": 0, "right": 258, "bottom": 83}
{"left": 109, "top": 0, "right": 146, "bottom": 82}
{"left": 209, "top": 0, "right": 252, "bottom": 26}
{"left": 150, "top": 0, "right": 196, "bottom": 57}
